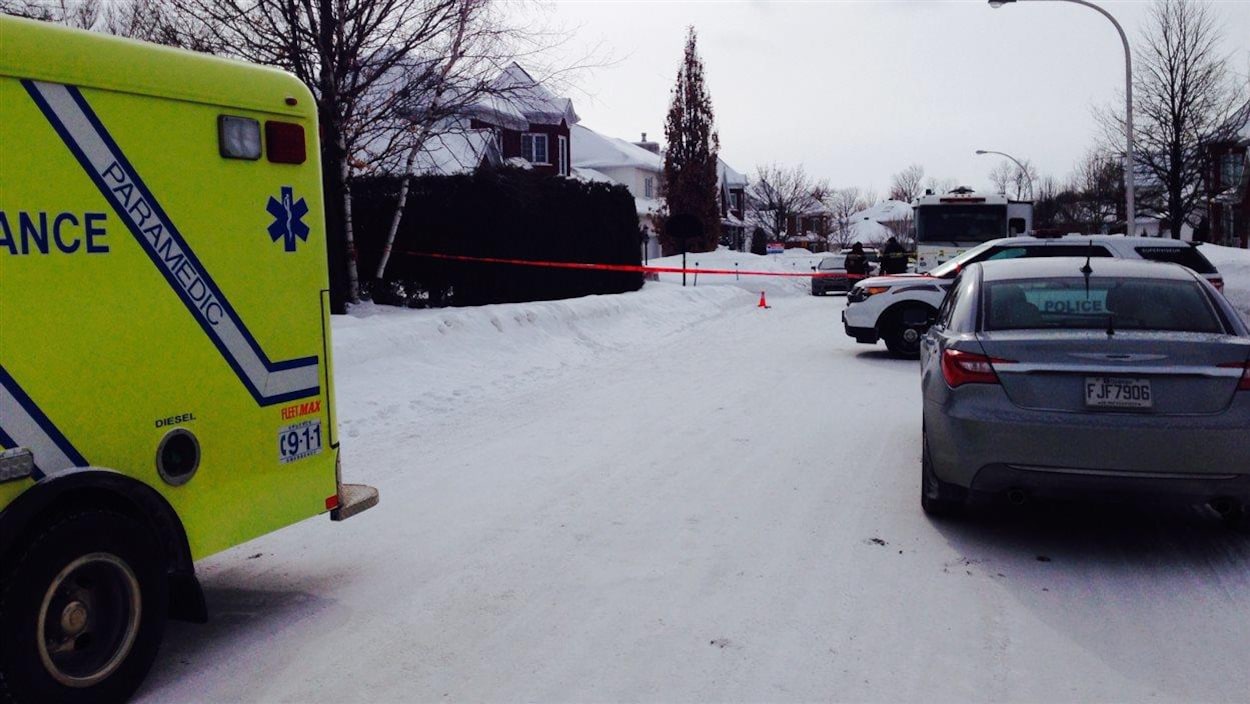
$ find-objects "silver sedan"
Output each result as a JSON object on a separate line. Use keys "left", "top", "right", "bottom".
{"left": 919, "top": 257, "right": 1250, "bottom": 524}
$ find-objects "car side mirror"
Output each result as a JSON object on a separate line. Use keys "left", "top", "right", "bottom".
{"left": 811, "top": 266, "right": 817, "bottom": 271}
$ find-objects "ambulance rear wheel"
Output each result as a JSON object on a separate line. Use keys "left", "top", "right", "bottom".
{"left": 0, "top": 510, "right": 167, "bottom": 704}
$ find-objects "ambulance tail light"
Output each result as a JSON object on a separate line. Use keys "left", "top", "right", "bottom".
{"left": 266, "top": 121, "right": 307, "bottom": 164}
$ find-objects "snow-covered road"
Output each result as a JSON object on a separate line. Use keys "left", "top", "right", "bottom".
{"left": 136, "top": 274, "right": 1250, "bottom": 703}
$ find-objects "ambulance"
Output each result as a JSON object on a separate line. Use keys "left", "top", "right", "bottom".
{"left": 0, "top": 16, "right": 377, "bottom": 703}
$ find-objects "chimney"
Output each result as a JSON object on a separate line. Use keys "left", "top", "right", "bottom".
{"left": 634, "top": 132, "right": 660, "bottom": 154}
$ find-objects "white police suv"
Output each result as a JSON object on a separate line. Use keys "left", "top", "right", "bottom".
{"left": 841, "top": 235, "right": 1224, "bottom": 358}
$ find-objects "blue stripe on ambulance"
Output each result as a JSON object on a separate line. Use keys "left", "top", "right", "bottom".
{"left": 0, "top": 364, "right": 89, "bottom": 479}
{"left": 21, "top": 80, "right": 320, "bottom": 407}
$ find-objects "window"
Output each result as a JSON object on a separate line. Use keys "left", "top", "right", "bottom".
{"left": 983, "top": 278, "right": 1223, "bottom": 333}
{"left": 644, "top": 176, "right": 655, "bottom": 198}
{"left": 1134, "top": 246, "right": 1217, "bottom": 274}
{"left": 1221, "top": 152, "right": 1245, "bottom": 189}
{"left": 980, "top": 245, "right": 1112, "bottom": 262}
{"left": 935, "top": 274, "right": 961, "bottom": 329}
{"left": 1223, "top": 208, "right": 1236, "bottom": 246}
{"left": 521, "top": 133, "right": 549, "bottom": 164}
{"left": 915, "top": 204, "right": 1008, "bottom": 244}
{"left": 558, "top": 136, "right": 568, "bottom": 176}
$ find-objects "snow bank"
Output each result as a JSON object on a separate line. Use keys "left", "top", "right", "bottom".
{"left": 1203, "top": 244, "right": 1250, "bottom": 324}
{"left": 335, "top": 285, "right": 753, "bottom": 427}
{"left": 647, "top": 248, "right": 824, "bottom": 296}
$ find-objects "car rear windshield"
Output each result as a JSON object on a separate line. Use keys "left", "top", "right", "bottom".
{"left": 818, "top": 256, "right": 845, "bottom": 270}
{"left": 1133, "top": 246, "right": 1218, "bottom": 274}
{"left": 983, "top": 277, "right": 1224, "bottom": 333}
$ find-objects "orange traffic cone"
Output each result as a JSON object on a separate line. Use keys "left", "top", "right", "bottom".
{"left": 758, "top": 291, "right": 769, "bottom": 309}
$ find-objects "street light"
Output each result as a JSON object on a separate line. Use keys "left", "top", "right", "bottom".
{"left": 975, "top": 149, "right": 1034, "bottom": 200}
{"left": 988, "top": 0, "right": 1136, "bottom": 235}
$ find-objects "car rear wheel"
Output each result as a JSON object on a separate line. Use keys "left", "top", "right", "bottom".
{"left": 921, "top": 429, "right": 964, "bottom": 517}
{"left": 0, "top": 510, "right": 167, "bottom": 704}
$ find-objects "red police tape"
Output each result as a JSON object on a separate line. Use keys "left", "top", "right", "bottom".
{"left": 403, "top": 251, "right": 873, "bottom": 281}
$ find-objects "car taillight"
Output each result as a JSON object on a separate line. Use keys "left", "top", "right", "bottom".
{"left": 1219, "top": 362, "right": 1250, "bottom": 391}
{"left": 1210, "top": 277, "right": 1224, "bottom": 292}
{"left": 941, "top": 349, "right": 1014, "bottom": 388}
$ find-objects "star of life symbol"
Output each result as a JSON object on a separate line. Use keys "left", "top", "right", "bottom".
{"left": 267, "top": 186, "right": 310, "bottom": 252}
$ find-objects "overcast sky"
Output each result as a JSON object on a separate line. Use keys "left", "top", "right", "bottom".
{"left": 551, "top": 0, "right": 1250, "bottom": 196}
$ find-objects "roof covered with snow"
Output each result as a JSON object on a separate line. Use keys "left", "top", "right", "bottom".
{"left": 571, "top": 166, "right": 616, "bottom": 184}
{"left": 718, "top": 158, "right": 748, "bottom": 188}
{"left": 471, "top": 63, "right": 579, "bottom": 129}
{"left": 851, "top": 199, "right": 911, "bottom": 223}
{"left": 407, "top": 130, "right": 500, "bottom": 177}
{"left": 846, "top": 218, "right": 894, "bottom": 245}
{"left": 572, "top": 125, "right": 662, "bottom": 171}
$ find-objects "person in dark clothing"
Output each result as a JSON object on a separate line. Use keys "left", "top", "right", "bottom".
{"left": 881, "top": 236, "right": 908, "bottom": 275}
{"left": 844, "top": 242, "right": 870, "bottom": 281}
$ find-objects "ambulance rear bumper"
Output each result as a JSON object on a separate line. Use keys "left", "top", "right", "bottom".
{"left": 331, "top": 483, "right": 379, "bottom": 521}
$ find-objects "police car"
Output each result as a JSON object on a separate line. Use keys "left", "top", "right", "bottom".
{"left": 841, "top": 235, "right": 1224, "bottom": 358}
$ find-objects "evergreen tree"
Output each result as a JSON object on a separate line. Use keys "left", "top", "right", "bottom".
{"left": 661, "top": 27, "right": 721, "bottom": 254}
{"left": 750, "top": 227, "right": 767, "bottom": 256}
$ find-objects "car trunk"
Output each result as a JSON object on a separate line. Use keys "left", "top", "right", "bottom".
{"left": 976, "top": 330, "right": 1249, "bottom": 415}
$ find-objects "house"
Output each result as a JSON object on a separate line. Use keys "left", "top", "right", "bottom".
{"left": 571, "top": 126, "right": 664, "bottom": 260}
{"left": 1202, "top": 107, "right": 1249, "bottom": 248}
{"left": 784, "top": 203, "right": 833, "bottom": 251}
{"left": 467, "top": 63, "right": 579, "bottom": 177}
{"left": 718, "top": 158, "right": 748, "bottom": 250}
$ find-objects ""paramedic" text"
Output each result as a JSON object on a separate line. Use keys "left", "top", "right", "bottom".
{"left": 100, "top": 160, "right": 225, "bottom": 327}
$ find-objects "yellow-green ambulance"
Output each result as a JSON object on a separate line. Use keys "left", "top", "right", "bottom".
{"left": 0, "top": 15, "right": 377, "bottom": 703}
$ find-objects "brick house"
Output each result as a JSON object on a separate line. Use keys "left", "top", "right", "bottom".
{"left": 718, "top": 158, "right": 748, "bottom": 250}
{"left": 467, "top": 63, "right": 578, "bottom": 177}
{"left": 1202, "top": 108, "right": 1249, "bottom": 248}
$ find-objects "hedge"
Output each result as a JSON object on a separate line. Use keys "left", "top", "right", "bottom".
{"left": 350, "top": 168, "right": 644, "bottom": 307}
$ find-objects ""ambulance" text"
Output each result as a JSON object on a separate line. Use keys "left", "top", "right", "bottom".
{"left": 0, "top": 211, "right": 109, "bottom": 255}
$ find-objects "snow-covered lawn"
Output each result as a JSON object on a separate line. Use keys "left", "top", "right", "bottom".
{"left": 135, "top": 247, "right": 1250, "bottom": 703}
{"left": 1204, "top": 243, "right": 1250, "bottom": 324}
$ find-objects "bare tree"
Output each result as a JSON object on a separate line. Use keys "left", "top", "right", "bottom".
{"left": 1099, "top": 0, "right": 1245, "bottom": 237}
{"left": 1072, "top": 149, "right": 1124, "bottom": 234}
{"left": 888, "top": 163, "right": 924, "bottom": 203}
{"left": 827, "top": 187, "right": 868, "bottom": 249}
{"left": 988, "top": 160, "right": 1014, "bottom": 196}
{"left": 1, "top": 0, "right": 100, "bottom": 27}
{"left": 924, "top": 176, "right": 959, "bottom": 195}
{"left": 747, "top": 163, "right": 817, "bottom": 241}
{"left": 987, "top": 159, "right": 1037, "bottom": 200}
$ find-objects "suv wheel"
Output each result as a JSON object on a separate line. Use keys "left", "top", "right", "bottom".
{"left": 883, "top": 305, "right": 932, "bottom": 359}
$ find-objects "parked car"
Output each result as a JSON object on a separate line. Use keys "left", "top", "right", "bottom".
{"left": 842, "top": 235, "right": 1225, "bottom": 358}
{"left": 918, "top": 257, "right": 1250, "bottom": 523}
{"left": 812, "top": 250, "right": 882, "bottom": 295}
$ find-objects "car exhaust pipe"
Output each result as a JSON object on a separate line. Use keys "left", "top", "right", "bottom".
{"left": 1208, "top": 497, "right": 1238, "bottom": 518}
{"left": 1006, "top": 488, "right": 1029, "bottom": 506}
